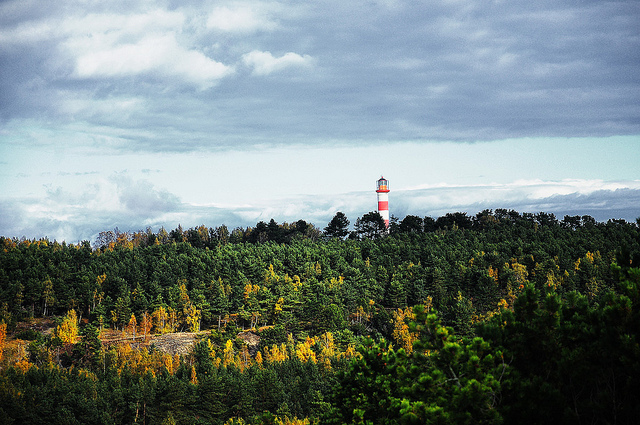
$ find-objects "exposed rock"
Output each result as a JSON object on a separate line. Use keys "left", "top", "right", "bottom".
{"left": 237, "top": 330, "right": 260, "bottom": 356}
{"left": 151, "top": 332, "right": 200, "bottom": 356}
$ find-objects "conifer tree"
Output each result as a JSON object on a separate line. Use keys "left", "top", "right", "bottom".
{"left": 324, "top": 212, "right": 350, "bottom": 239}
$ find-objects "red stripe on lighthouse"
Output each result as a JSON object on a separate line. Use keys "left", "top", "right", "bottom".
{"left": 378, "top": 201, "right": 388, "bottom": 210}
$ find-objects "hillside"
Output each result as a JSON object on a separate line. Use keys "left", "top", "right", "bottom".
{"left": 0, "top": 210, "right": 639, "bottom": 424}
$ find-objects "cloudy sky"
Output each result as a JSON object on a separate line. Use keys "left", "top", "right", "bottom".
{"left": 1, "top": 0, "right": 639, "bottom": 243}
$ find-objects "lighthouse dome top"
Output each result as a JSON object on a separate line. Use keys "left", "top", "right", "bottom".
{"left": 376, "top": 176, "right": 389, "bottom": 193}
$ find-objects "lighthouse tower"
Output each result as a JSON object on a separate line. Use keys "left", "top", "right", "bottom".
{"left": 376, "top": 176, "right": 390, "bottom": 228}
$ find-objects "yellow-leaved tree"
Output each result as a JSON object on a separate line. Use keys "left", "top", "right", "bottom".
{"left": 263, "top": 343, "right": 289, "bottom": 363}
{"left": 184, "top": 304, "right": 201, "bottom": 332}
{"left": 126, "top": 313, "right": 137, "bottom": 339}
{"left": 190, "top": 365, "right": 198, "bottom": 385}
{"left": 255, "top": 351, "right": 263, "bottom": 367}
{"left": 140, "top": 311, "right": 153, "bottom": 340}
{"left": 295, "top": 337, "right": 317, "bottom": 364}
{"left": 317, "top": 332, "right": 336, "bottom": 368}
{"left": 167, "top": 307, "right": 177, "bottom": 333}
{"left": 0, "top": 321, "right": 6, "bottom": 363}
{"left": 392, "top": 307, "right": 418, "bottom": 354}
{"left": 152, "top": 306, "right": 168, "bottom": 334}
{"left": 55, "top": 309, "right": 79, "bottom": 344}
{"left": 223, "top": 339, "right": 237, "bottom": 367}
{"left": 162, "top": 353, "right": 174, "bottom": 374}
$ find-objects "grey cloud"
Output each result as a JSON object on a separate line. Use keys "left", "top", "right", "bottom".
{"left": 1, "top": 0, "right": 638, "bottom": 153}
{"left": 111, "top": 175, "right": 181, "bottom": 216}
{"left": 126, "top": 185, "right": 640, "bottom": 236}
{"left": 0, "top": 200, "right": 24, "bottom": 238}
{"left": 311, "top": 0, "right": 640, "bottom": 137}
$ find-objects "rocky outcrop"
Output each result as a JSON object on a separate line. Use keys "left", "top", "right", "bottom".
{"left": 237, "top": 331, "right": 260, "bottom": 356}
{"left": 151, "top": 332, "right": 199, "bottom": 356}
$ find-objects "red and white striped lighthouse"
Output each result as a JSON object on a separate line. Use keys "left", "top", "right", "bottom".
{"left": 376, "top": 176, "right": 390, "bottom": 228}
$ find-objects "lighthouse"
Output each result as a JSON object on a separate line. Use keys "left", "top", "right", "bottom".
{"left": 376, "top": 176, "right": 390, "bottom": 228}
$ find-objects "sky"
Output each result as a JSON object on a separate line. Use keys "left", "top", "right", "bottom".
{"left": 0, "top": 0, "right": 639, "bottom": 243}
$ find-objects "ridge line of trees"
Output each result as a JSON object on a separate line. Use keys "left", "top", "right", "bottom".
{"left": 86, "top": 209, "right": 637, "bottom": 250}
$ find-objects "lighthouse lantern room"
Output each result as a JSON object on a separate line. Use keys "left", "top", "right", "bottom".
{"left": 376, "top": 176, "right": 390, "bottom": 228}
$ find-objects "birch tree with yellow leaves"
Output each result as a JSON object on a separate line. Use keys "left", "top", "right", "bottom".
{"left": 0, "top": 321, "right": 6, "bottom": 363}
{"left": 55, "top": 309, "right": 79, "bottom": 344}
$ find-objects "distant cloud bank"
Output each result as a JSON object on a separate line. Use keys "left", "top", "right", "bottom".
{"left": 2, "top": 177, "right": 638, "bottom": 243}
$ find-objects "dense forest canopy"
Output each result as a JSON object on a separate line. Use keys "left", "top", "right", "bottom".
{"left": 2, "top": 209, "right": 637, "bottom": 329}
{"left": 0, "top": 209, "right": 639, "bottom": 424}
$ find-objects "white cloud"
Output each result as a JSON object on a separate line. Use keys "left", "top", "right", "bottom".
{"left": 0, "top": 8, "right": 185, "bottom": 46}
{"left": 504, "top": 179, "right": 640, "bottom": 199}
{"left": 63, "top": 10, "right": 185, "bottom": 40}
{"left": 392, "top": 179, "right": 640, "bottom": 220}
{"left": 72, "top": 33, "right": 232, "bottom": 89}
{"left": 242, "top": 50, "right": 314, "bottom": 75}
{"left": 110, "top": 175, "right": 181, "bottom": 215}
{"left": 0, "top": 8, "right": 233, "bottom": 89}
{"left": 206, "top": 5, "right": 278, "bottom": 33}
{"left": 0, "top": 174, "right": 184, "bottom": 242}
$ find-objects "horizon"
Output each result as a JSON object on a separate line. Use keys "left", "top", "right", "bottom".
{"left": 2, "top": 201, "right": 638, "bottom": 246}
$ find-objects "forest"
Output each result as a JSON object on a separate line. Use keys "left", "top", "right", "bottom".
{"left": 0, "top": 209, "right": 639, "bottom": 424}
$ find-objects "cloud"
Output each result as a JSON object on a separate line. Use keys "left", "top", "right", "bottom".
{"left": 59, "top": 95, "right": 144, "bottom": 121}
{"left": 0, "top": 0, "right": 638, "bottom": 151}
{"left": 109, "top": 175, "right": 181, "bottom": 216}
{"left": 206, "top": 5, "right": 278, "bottom": 33}
{"left": 391, "top": 180, "right": 640, "bottom": 223}
{"left": 55, "top": 10, "right": 233, "bottom": 89}
{"left": 0, "top": 175, "right": 183, "bottom": 242}
{"left": 0, "top": 7, "right": 234, "bottom": 90}
{"left": 72, "top": 33, "right": 233, "bottom": 89}
{"left": 242, "top": 50, "right": 315, "bottom": 75}
{"left": 0, "top": 8, "right": 185, "bottom": 51}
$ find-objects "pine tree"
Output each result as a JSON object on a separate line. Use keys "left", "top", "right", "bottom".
{"left": 209, "top": 278, "right": 229, "bottom": 330}
{"left": 42, "top": 277, "right": 55, "bottom": 316}
{"left": 324, "top": 212, "right": 350, "bottom": 239}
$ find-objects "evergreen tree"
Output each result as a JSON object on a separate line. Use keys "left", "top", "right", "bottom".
{"left": 324, "top": 212, "right": 350, "bottom": 239}
{"left": 354, "top": 212, "right": 386, "bottom": 240}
